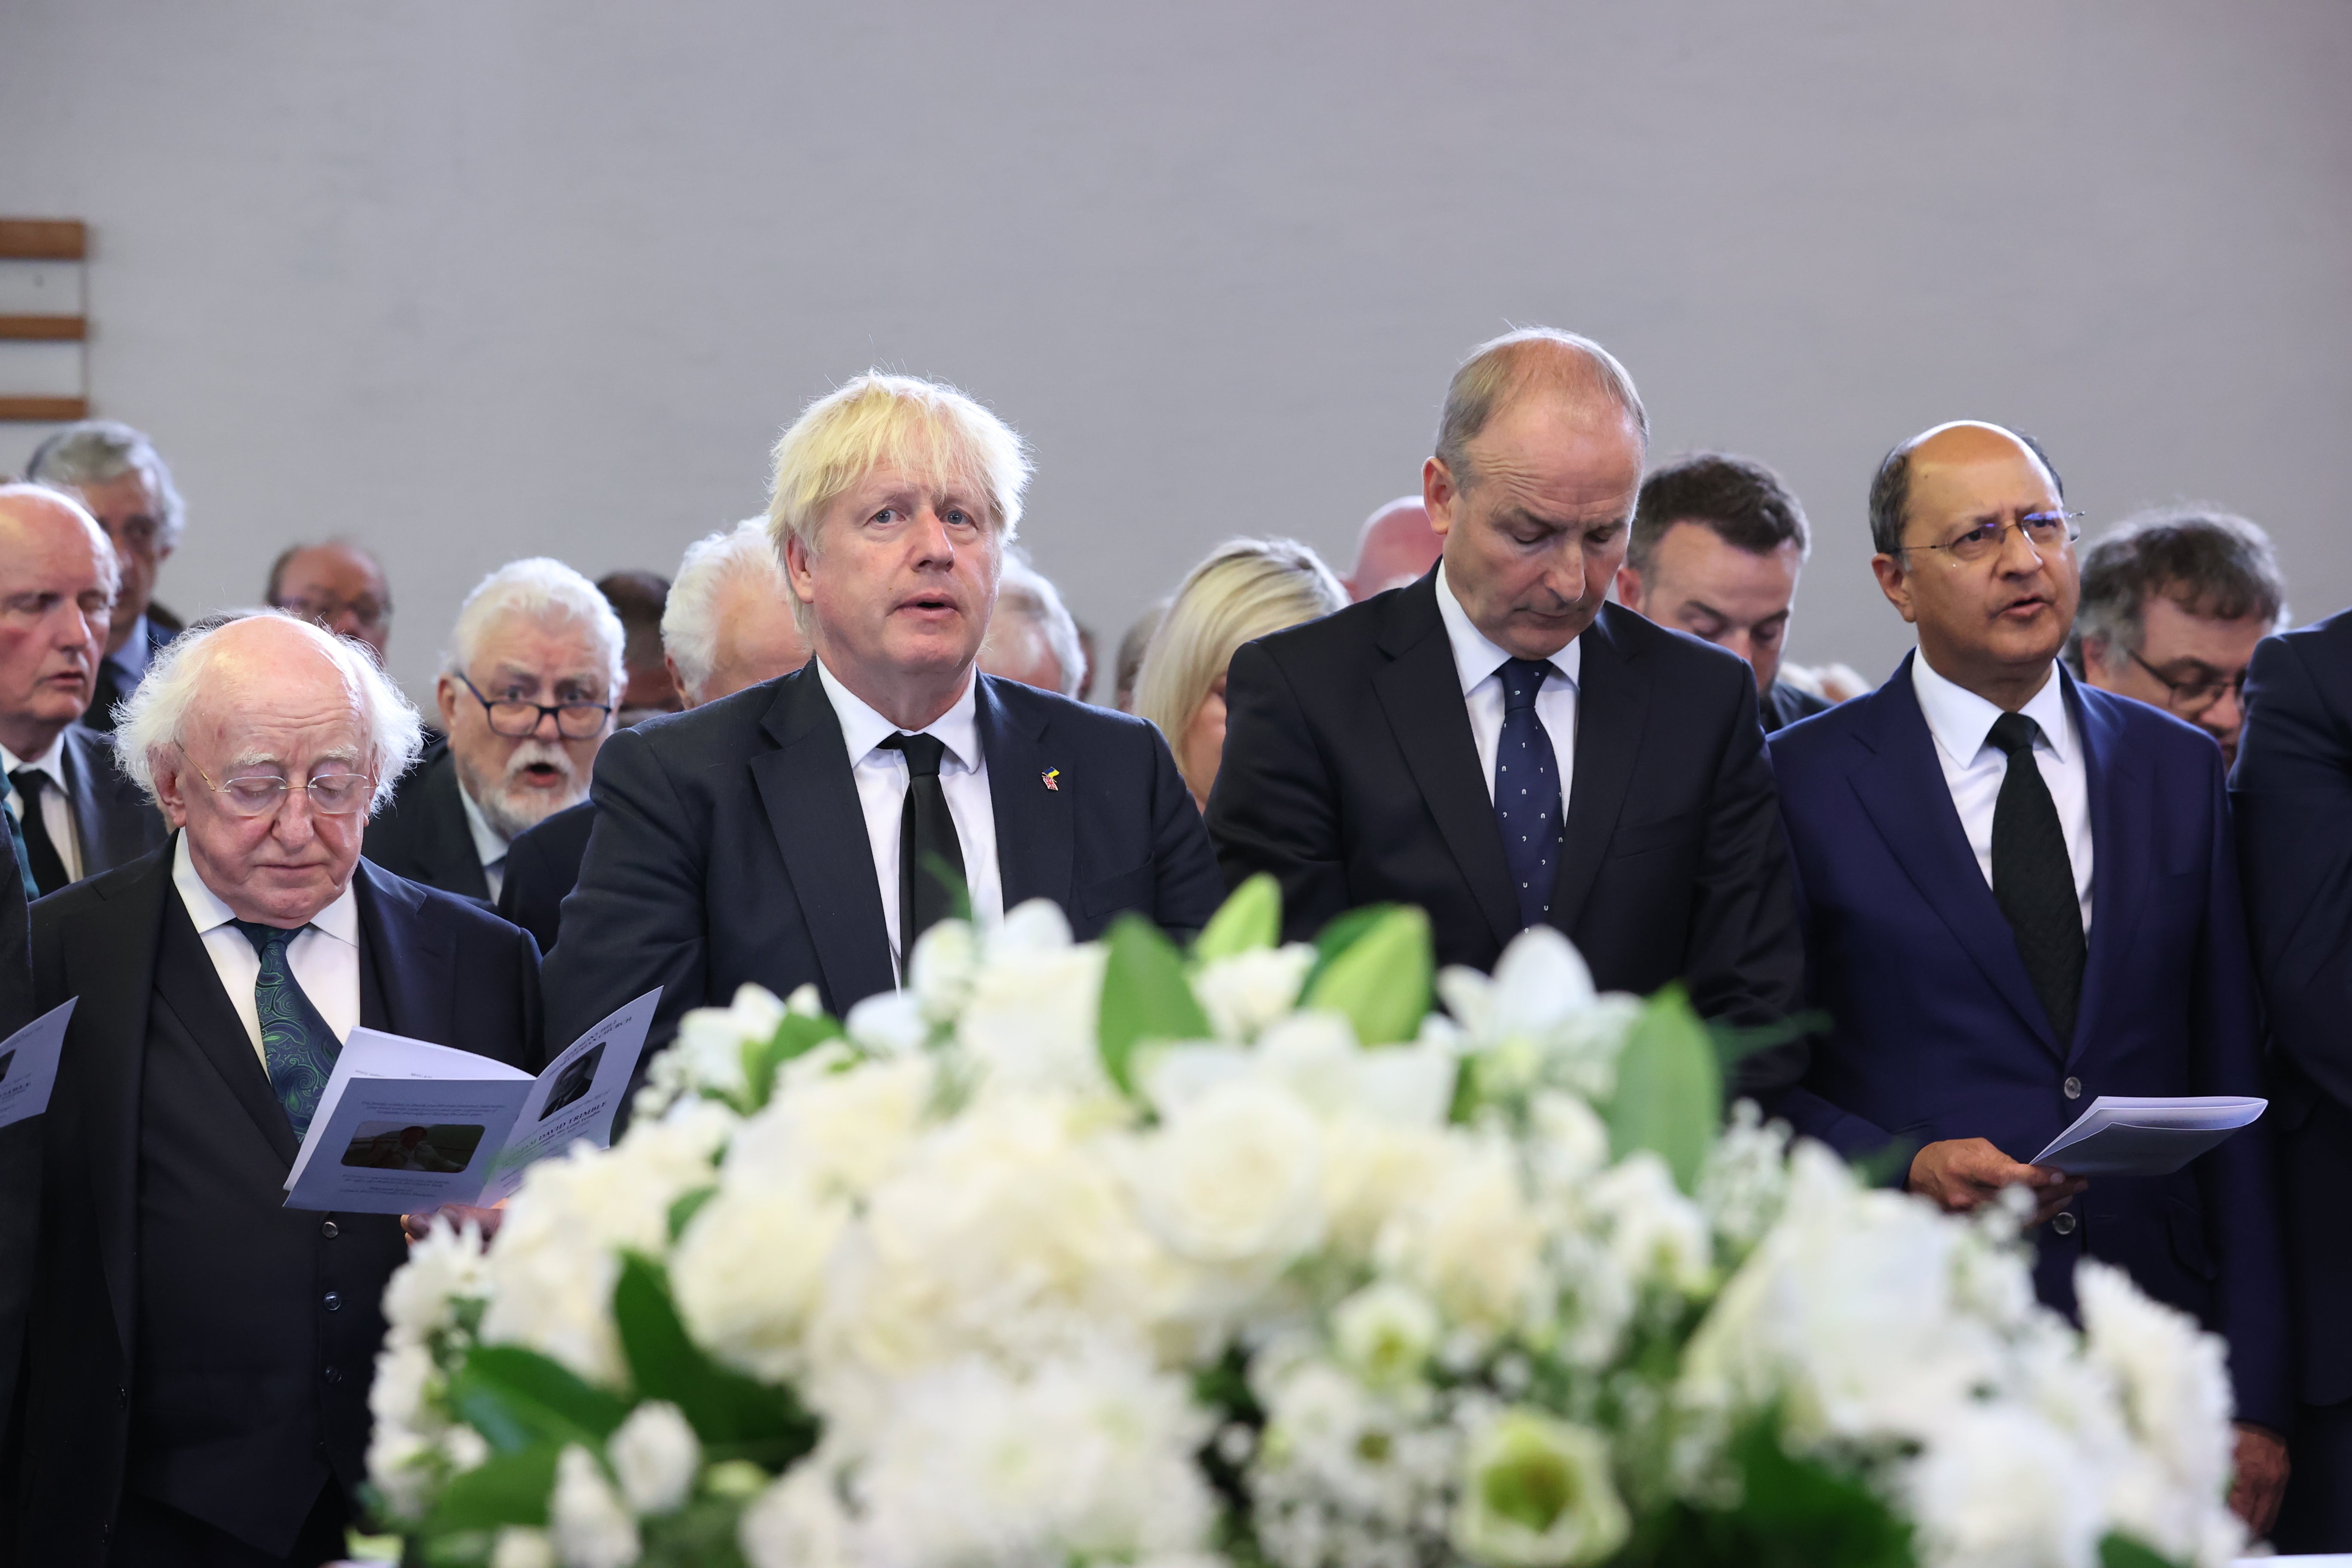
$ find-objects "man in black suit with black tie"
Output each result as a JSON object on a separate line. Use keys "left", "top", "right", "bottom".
{"left": 12, "top": 612, "right": 540, "bottom": 1566}
{"left": 543, "top": 373, "right": 1222, "bottom": 1056}
{"left": 1208, "top": 329, "right": 1803, "bottom": 1069}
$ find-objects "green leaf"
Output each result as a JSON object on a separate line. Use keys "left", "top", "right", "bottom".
{"left": 1096, "top": 914, "right": 1213, "bottom": 1094}
{"left": 612, "top": 1252, "right": 821, "bottom": 1469}
{"left": 1193, "top": 873, "right": 1283, "bottom": 963}
{"left": 423, "top": 1440, "right": 562, "bottom": 1532}
{"left": 2098, "top": 1535, "right": 2183, "bottom": 1568}
{"left": 668, "top": 1184, "right": 720, "bottom": 1242}
{"left": 1605, "top": 985, "right": 1721, "bottom": 1193}
{"left": 1300, "top": 905, "right": 1432, "bottom": 1046}
{"left": 741, "top": 1012, "right": 846, "bottom": 1110}
{"left": 1643, "top": 1416, "right": 1913, "bottom": 1568}
{"left": 447, "top": 1344, "right": 632, "bottom": 1456}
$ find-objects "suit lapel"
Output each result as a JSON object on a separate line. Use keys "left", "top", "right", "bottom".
{"left": 57, "top": 725, "right": 103, "bottom": 873}
{"left": 1550, "top": 607, "right": 1650, "bottom": 933}
{"left": 979, "top": 678, "right": 1071, "bottom": 914}
{"left": 151, "top": 892, "right": 303, "bottom": 1167}
{"left": 355, "top": 859, "right": 452, "bottom": 1040}
{"left": 423, "top": 753, "right": 493, "bottom": 901}
{"left": 1371, "top": 578, "right": 1519, "bottom": 952}
{"left": 1847, "top": 655, "right": 2063, "bottom": 1057}
{"left": 2069, "top": 680, "right": 2147, "bottom": 1069}
{"left": 748, "top": 668, "right": 897, "bottom": 1009}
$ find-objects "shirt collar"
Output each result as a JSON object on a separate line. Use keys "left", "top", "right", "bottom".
{"left": 455, "top": 780, "right": 511, "bottom": 872}
{"left": 1433, "top": 560, "right": 1582, "bottom": 695}
{"left": 107, "top": 615, "right": 152, "bottom": 680}
{"left": 0, "top": 729, "right": 71, "bottom": 784}
{"left": 171, "top": 831, "right": 361, "bottom": 946}
{"left": 814, "top": 656, "right": 983, "bottom": 774}
{"left": 1910, "top": 651, "right": 2076, "bottom": 769}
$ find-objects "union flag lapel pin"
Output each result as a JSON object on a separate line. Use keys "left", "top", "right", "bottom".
{"left": 1042, "top": 768, "right": 1061, "bottom": 791}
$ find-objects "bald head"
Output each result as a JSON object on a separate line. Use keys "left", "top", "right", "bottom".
{"left": 0, "top": 484, "right": 121, "bottom": 755}
{"left": 269, "top": 540, "right": 392, "bottom": 661}
{"left": 1869, "top": 422, "right": 2064, "bottom": 558}
{"left": 1346, "top": 496, "right": 1443, "bottom": 600}
{"left": 1435, "top": 329, "right": 1648, "bottom": 494}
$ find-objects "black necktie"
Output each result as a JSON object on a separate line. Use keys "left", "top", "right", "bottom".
{"left": 9, "top": 769, "right": 70, "bottom": 897}
{"left": 1493, "top": 658, "right": 1564, "bottom": 930}
{"left": 879, "top": 732, "right": 966, "bottom": 972}
{"left": 1988, "top": 712, "right": 2085, "bottom": 1044}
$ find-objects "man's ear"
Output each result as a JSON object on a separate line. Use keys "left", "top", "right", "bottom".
{"left": 1422, "top": 456, "right": 1457, "bottom": 539}
{"left": 783, "top": 530, "right": 820, "bottom": 611}
{"left": 435, "top": 673, "right": 461, "bottom": 732}
{"left": 150, "top": 748, "right": 191, "bottom": 832}
{"left": 664, "top": 653, "right": 698, "bottom": 711}
{"left": 1614, "top": 565, "right": 1646, "bottom": 613}
{"left": 1869, "top": 553, "right": 1917, "bottom": 625}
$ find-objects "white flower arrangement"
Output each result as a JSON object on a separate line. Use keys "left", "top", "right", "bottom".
{"left": 371, "top": 879, "right": 2245, "bottom": 1568}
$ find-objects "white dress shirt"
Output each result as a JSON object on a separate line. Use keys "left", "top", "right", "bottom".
{"left": 456, "top": 784, "right": 511, "bottom": 903}
{"left": 1910, "top": 652, "right": 2095, "bottom": 937}
{"left": 1434, "top": 561, "right": 1582, "bottom": 806}
{"left": 173, "top": 833, "right": 363, "bottom": 1070}
{"left": 815, "top": 657, "right": 1004, "bottom": 979}
{"left": 1, "top": 731, "right": 83, "bottom": 883}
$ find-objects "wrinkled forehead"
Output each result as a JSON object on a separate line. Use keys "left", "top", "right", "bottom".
{"left": 824, "top": 422, "right": 1004, "bottom": 527}
{"left": 466, "top": 609, "right": 612, "bottom": 677}
{"left": 187, "top": 653, "right": 369, "bottom": 768}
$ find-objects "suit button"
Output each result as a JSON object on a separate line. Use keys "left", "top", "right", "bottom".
{"left": 2063, "top": 1076, "right": 2083, "bottom": 1100}
{"left": 322, "top": 1365, "right": 345, "bottom": 1384}
{"left": 321, "top": 1220, "right": 339, "bottom": 1239}
{"left": 322, "top": 1292, "right": 342, "bottom": 1312}
{"left": 2052, "top": 1211, "right": 2079, "bottom": 1236}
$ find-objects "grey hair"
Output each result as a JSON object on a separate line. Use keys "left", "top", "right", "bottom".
{"left": 114, "top": 610, "right": 425, "bottom": 813}
{"left": 988, "top": 554, "right": 1087, "bottom": 698}
{"left": 24, "top": 420, "right": 188, "bottom": 551}
{"left": 444, "top": 557, "right": 628, "bottom": 701}
{"left": 2069, "top": 505, "right": 2288, "bottom": 673}
{"left": 662, "top": 519, "right": 790, "bottom": 701}
{"left": 1434, "top": 328, "right": 1648, "bottom": 489}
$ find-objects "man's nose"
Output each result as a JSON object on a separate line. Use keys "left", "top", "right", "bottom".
{"left": 2205, "top": 686, "right": 2245, "bottom": 738}
{"left": 530, "top": 705, "right": 564, "bottom": 741}
{"left": 272, "top": 786, "right": 319, "bottom": 843}
{"left": 1997, "top": 519, "right": 2052, "bottom": 574}
{"left": 1720, "top": 629, "right": 1756, "bottom": 666}
{"left": 909, "top": 505, "right": 958, "bottom": 561}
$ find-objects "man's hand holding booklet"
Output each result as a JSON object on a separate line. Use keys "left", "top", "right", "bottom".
{"left": 2031, "top": 1094, "right": 2266, "bottom": 1177}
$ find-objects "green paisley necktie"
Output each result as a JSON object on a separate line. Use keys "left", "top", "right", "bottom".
{"left": 232, "top": 920, "right": 342, "bottom": 1138}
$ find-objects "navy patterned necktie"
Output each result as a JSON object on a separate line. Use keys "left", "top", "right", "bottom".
{"left": 1494, "top": 657, "right": 1564, "bottom": 930}
{"left": 1987, "top": 712, "right": 2085, "bottom": 1044}
{"left": 232, "top": 920, "right": 342, "bottom": 1138}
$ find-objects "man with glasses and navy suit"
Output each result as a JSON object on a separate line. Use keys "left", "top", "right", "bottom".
{"left": 11, "top": 612, "right": 540, "bottom": 1565}
{"left": 364, "top": 558, "right": 625, "bottom": 905}
{"left": 1763, "top": 420, "right": 2290, "bottom": 1537}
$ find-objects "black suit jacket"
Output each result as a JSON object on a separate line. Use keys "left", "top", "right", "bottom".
{"left": 363, "top": 738, "right": 493, "bottom": 901}
{"left": 0, "top": 826, "right": 34, "bottom": 1561}
{"left": 1761, "top": 677, "right": 1831, "bottom": 734}
{"left": 13, "top": 848, "right": 539, "bottom": 1563}
{"left": 541, "top": 665, "right": 1225, "bottom": 1056}
{"left": 2232, "top": 608, "right": 2352, "bottom": 1408}
{"left": 81, "top": 612, "right": 178, "bottom": 735}
{"left": 1207, "top": 576, "right": 1804, "bottom": 1073}
{"left": 52, "top": 724, "right": 166, "bottom": 880}
{"left": 498, "top": 799, "right": 596, "bottom": 956}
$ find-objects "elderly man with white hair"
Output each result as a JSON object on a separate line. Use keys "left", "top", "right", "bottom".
{"left": 496, "top": 519, "right": 813, "bottom": 951}
{"left": 364, "top": 557, "right": 625, "bottom": 903}
{"left": 542, "top": 371, "right": 1222, "bottom": 1059}
{"left": 13, "top": 612, "right": 541, "bottom": 1566}
{"left": 980, "top": 552, "right": 1087, "bottom": 696}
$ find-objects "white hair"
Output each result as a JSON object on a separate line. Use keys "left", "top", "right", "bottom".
{"left": 661, "top": 519, "right": 790, "bottom": 700}
{"left": 115, "top": 611, "right": 425, "bottom": 812}
{"left": 989, "top": 555, "right": 1086, "bottom": 698}
{"left": 444, "top": 557, "right": 628, "bottom": 700}
{"left": 24, "top": 420, "right": 188, "bottom": 550}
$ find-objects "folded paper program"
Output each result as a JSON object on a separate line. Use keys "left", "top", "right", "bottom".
{"left": 2032, "top": 1094, "right": 2266, "bottom": 1176}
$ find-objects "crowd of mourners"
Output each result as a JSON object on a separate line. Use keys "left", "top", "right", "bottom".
{"left": 3, "top": 323, "right": 2350, "bottom": 1563}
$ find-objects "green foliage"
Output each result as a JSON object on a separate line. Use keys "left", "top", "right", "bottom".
{"left": 1301, "top": 904, "right": 1433, "bottom": 1046}
{"left": 447, "top": 1344, "right": 632, "bottom": 1456}
{"left": 1635, "top": 1417, "right": 1914, "bottom": 1568}
{"left": 741, "top": 1012, "right": 847, "bottom": 1110}
{"left": 2098, "top": 1535, "right": 2186, "bottom": 1568}
{"left": 1194, "top": 873, "right": 1283, "bottom": 962}
{"left": 422, "top": 1441, "right": 562, "bottom": 1533}
{"left": 612, "top": 1252, "right": 821, "bottom": 1470}
{"left": 1606, "top": 986, "right": 1721, "bottom": 1193}
{"left": 637, "top": 1496, "right": 756, "bottom": 1568}
{"left": 667, "top": 1184, "right": 720, "bottom": 1242}
{"left": 1097, "top": 913, "right": 1213, "bottom": 1093}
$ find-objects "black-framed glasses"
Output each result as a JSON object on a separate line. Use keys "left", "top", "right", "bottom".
{"left": 1900, "top": 510, "right": 2084, "bottom": 566}
{"left": 2128, "top": 650, "right": 2248, "bottom": 715}
{"left": 453, "top": 671, "right": 612, "bottom": 740}
{"left": 195, "top": 763, "right": 374, "bottom": 817}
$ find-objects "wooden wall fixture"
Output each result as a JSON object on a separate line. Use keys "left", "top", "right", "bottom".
{"left": 0, "top": 219, "right": 90, "bottom": 422}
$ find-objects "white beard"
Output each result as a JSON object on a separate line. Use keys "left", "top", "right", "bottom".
{"left": 459, "top": 738, "right": 586, "bottom": 842}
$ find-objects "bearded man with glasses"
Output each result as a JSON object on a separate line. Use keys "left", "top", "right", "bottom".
{"left": 10, "top": 611, "right": 540, "bottom": 1565}
{"left": 364, "top": 557, "right": 624, "bottom": 905}
{"left": 1761, "top": 420, "right": 2291, "bottom": 1537}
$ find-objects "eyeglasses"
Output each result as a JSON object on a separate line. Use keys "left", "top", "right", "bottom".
{"left": 195, "top": 764, "right": 375, "bottom": 817}
{"left": 274, "top": 591, "right": 391, "bottom": 631}
{"left": 2128, "top": 650, "right": 2248, "bottom": 715}
{"left": 1899, "top": 511, "right": 2085, "bottom": 566}
{"left": 454, "top": 671, "right": 613, "bottom": 740}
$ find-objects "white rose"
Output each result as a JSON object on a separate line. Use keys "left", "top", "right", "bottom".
{"left": 1902, "top": 1403, "right": 2105, "bottom": 1568}
{"left": 1331, "top": 1280, "right": 1442, "bottom": 1389}
{"left": 605, "top": 1401, "right": 701, "bottom": 1516}
{"left": 1589, "top": 1153, "right": 1713, "bottom": 1295}
{"left": 550, "top": 1443, "right": 641, "bottom": 1568}
{"left": 670, "top": 1178, "right": 846, "bottom": 1382}
{"left": 1378, "top": 1136, "right": 1544, "bottom": 1339}
{"left": 957, "top": 940, "right": 1110, "bottom": 1097}
{"left": 668, "top": 983, "right": 790, "bottom": 1102}
{"left": 1129, "top": 1077, "right": 1325, "bottom": 1271}
{"left": 381, "top": 1213, "right": 486, "bottom": 1344}
{"left": 1192, "top": 943, "right": 1315, "bottom": 1041}
{"left": 740, "top": 1461, "right": 853, "bottom": 1568}
{"left": 731, "top": 1055, "right": 933, "bottom": 1200}
{"left": 1319, "top": 1113, "right": 1455, "bottom": 1258}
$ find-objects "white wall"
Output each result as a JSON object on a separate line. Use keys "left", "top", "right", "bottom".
{"left": 3, "top": 0, "right": 2347, "bottom": 704}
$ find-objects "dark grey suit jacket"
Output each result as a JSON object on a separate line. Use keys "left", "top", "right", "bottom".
{"left": 53, "top": 724, "right": 167, "bottom": 880}
{"left": 361, "top": 739, "right": 493, "bottom": 901}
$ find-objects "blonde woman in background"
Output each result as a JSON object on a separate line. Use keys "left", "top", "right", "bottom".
{"left": 1135, "top": 537, "right": 1348, "bottom": 811}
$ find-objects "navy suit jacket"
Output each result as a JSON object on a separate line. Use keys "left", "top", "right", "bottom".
{"left": 498, "top": 799, "right": 595, "bottom": 956}
{"left": 540, "top": 664, "right": 1225, "bottom": 1057}
{"left": 2231, "top": 609, "right": 2352, "bottom": 1407}
{"left": 1768, "top": 654, "right": 2287, "bottom": 1430}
